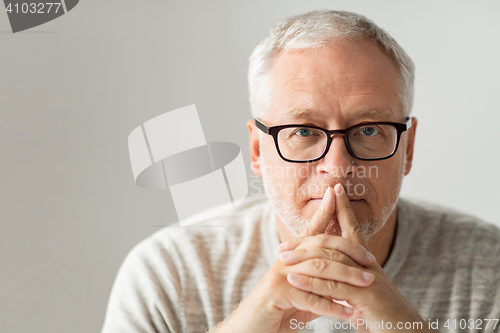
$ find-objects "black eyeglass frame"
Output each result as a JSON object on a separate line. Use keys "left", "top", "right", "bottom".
{"left": 255, "top": 117, "right": 412, "bottom": 163}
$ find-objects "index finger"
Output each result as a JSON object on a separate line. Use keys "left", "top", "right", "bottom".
{"left": 299, "top": 187, "right": 336, "bottom": 237}
{"left": 335, "top": 183, "right": 370, "bottom": 250}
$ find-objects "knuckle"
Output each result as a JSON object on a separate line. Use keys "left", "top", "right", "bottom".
{"left": 315, "top": 233, "right": 329, "bottom": 246}
{"left": 301, "top": 224, "right": 313, "bottom": 235}
{"left": 328, "top": 249, "right": 341, "bottom": 261}
{"left": 316, "top": 233, "right": 328, "bottom": 242}
{"left": 326, "top": 279, "right": 339, "bottom": 294}
{"left": 296, "top": 247, "right": 308, "bottom": 257}
{"left": 352, "top": 224, "right": 363, "bottom": 236}
{"left": 311, "top": 258, "right": 329, "bottom": 274}
{"left": 328, "top": 250, "right": 348, "bottom": 264}
{"left": 331, "top": 279, "right": 345, "bottom": 294}
{"left": 295, "top": 236, "right": 311, "bottom": 248}
{"left": 307, "top": 290, "right": 321, "bottom": 307}
{"left": 301, "top": 235, "right": 313, "bottom": 242}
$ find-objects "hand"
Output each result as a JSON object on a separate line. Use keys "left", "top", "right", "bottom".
{"left": 213, "top": 186, "right": 376, "bottom": 333}
{"left": 277, "top": 183, "right": 436, "bottom": 333}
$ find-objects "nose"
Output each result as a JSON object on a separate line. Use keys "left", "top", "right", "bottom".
{"left": 316, "top": 135, "right": 354, "bottom": 177}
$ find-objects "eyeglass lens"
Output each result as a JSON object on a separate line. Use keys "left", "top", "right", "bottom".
{"left": 276, "top": 124, "right": 398, "bottom": 161}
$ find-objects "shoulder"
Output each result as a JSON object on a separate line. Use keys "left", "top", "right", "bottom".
{"left": 102, "top": 195, "right": 276, "bottom": 332}
{"left": 146, "top": 194, "right": 272, "bottom": 248}
{"left": 398, "top": 197, "right": 500, "bottom": 239}
{"left": 123, "top": 194, "right": 274, "bottom": 273}
{"left": 398, "top": 197, "right": 500, "bottom": 261}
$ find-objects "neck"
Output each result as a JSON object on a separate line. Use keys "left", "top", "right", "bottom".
{"left": 276, "top": 208, "right": 398, "bottom": 266}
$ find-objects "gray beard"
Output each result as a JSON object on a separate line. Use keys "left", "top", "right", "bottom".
{"left": 258, "top": 142, "right": 401, "bottom": 240}
{"left": 260, "top": 162, "right": 398, "bottom": 240}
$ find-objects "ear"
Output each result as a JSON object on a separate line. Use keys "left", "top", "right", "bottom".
{"left": 247, "top": 119, "right": 262, "bottom": 177}
{"left": 404, "top": 117, "right": 417, "bottom": 176}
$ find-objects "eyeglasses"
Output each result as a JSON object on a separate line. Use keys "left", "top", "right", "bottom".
{"left": 255, "top": 117, "right": 412, "bottom": 163}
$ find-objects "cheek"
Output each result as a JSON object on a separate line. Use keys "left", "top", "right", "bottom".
{"left": 260, "top": 138, "right": 280, "bottom": 164}
{"left": 367, "top": 156, "right": 405, "bottom": 200}
{"left": 261, "top": 147, "right": 310, "bottom": 198}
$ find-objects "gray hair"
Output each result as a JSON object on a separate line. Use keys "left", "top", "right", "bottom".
{"left": 248, "top": 10, "right": 415, "bottom": 120}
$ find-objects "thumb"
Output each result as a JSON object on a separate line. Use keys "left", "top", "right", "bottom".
{"left": 334, "top": 183, "right": 370, "bottom": 250}
{"left": 299, "top": 187, "right": 336, "bottom": 237}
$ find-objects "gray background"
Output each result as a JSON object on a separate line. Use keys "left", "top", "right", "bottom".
{"left": 1, "top": 1, "right": 499, "bottom": 332}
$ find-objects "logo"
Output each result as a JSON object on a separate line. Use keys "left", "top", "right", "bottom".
{"left": 3, "top": 0, "right": 79, "bottom": 33}
{"left": 128, "top": 105, "right": 249, "bottom": 227}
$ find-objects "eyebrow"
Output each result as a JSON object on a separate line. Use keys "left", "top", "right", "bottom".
{"left": 280, "top": 109, "right": 315, "bottom": 123}
{"left": 358, "top": 109, "right": 393, "bottom": 120}
{"left": 280, "top": 108, "right": 393, "bottom": 123}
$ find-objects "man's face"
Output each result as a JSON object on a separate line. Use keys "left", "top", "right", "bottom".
{"left": 248, "top": 39, "right": 417, "bottom": 238}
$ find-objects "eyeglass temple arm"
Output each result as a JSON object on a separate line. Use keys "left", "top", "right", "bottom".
{"left": 405, "top": 117, "right": 412, "bottom": 130}
{"left": 255, "top": 119, "right": 269, "bottom": 134}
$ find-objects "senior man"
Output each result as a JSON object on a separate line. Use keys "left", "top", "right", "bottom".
{"left": 101, "top": 10, "right": 500, "bottom": 333}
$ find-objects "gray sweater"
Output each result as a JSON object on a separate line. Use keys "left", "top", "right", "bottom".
{"left": 101, "top": 195, "right": 500, "bottom": 332}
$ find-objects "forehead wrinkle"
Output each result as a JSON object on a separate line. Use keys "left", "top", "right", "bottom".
{"left": 282, "top": 74, "right": 328, "bottom": 91}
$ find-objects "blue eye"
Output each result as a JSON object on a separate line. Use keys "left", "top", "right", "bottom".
{"left": 361, "top": 127, "right": 379, "bottom": 136}
{"left": 294, "top": 128, "right": 313, "bottom": 137}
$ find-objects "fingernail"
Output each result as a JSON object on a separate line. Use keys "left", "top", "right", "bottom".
{"left": 365, "top": 251, "right": 376, "bottom": 263}
{"left": 280, "top": 251, "right": 292, "bottom": 261}
{"left": 362, "top": 271, "right": 374, "bottom": 282}
{"left": 344, "top": 306, "right": 354, "bottom": 314}
{"left": 334, "top": 183, "right": 343, "bottom": 195}
{"left": 324, "top": 187, "right": 331, "bottom": 200}
{"left": 277, "top": 241, "right": 289, "bottom": 252}
{"left": 288, "top": 272, "right": 300, "bottom": 281}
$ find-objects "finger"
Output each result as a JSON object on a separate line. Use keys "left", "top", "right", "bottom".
{"left": 279, "top": 236, "right": 375, "bottom": 267}
{"left": 288, "top": 259, "right": 375, "bottom": 287}
{"left": 287, "top": 272, "right": 362, "bottom": 304}
{"left": 334, "top": 183, "right": 370, "bottom": 250}
{"left": 281, "top": 247, "right": 359, "bottom": 267}
{"left": 277, "top": 235, "right": 314, "bottom": 252}
{"left": 299, "top": 187, "right": 335, "bottom": 237}
{"left": 283, "top": 283, "right": 354, "bottom": 320}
